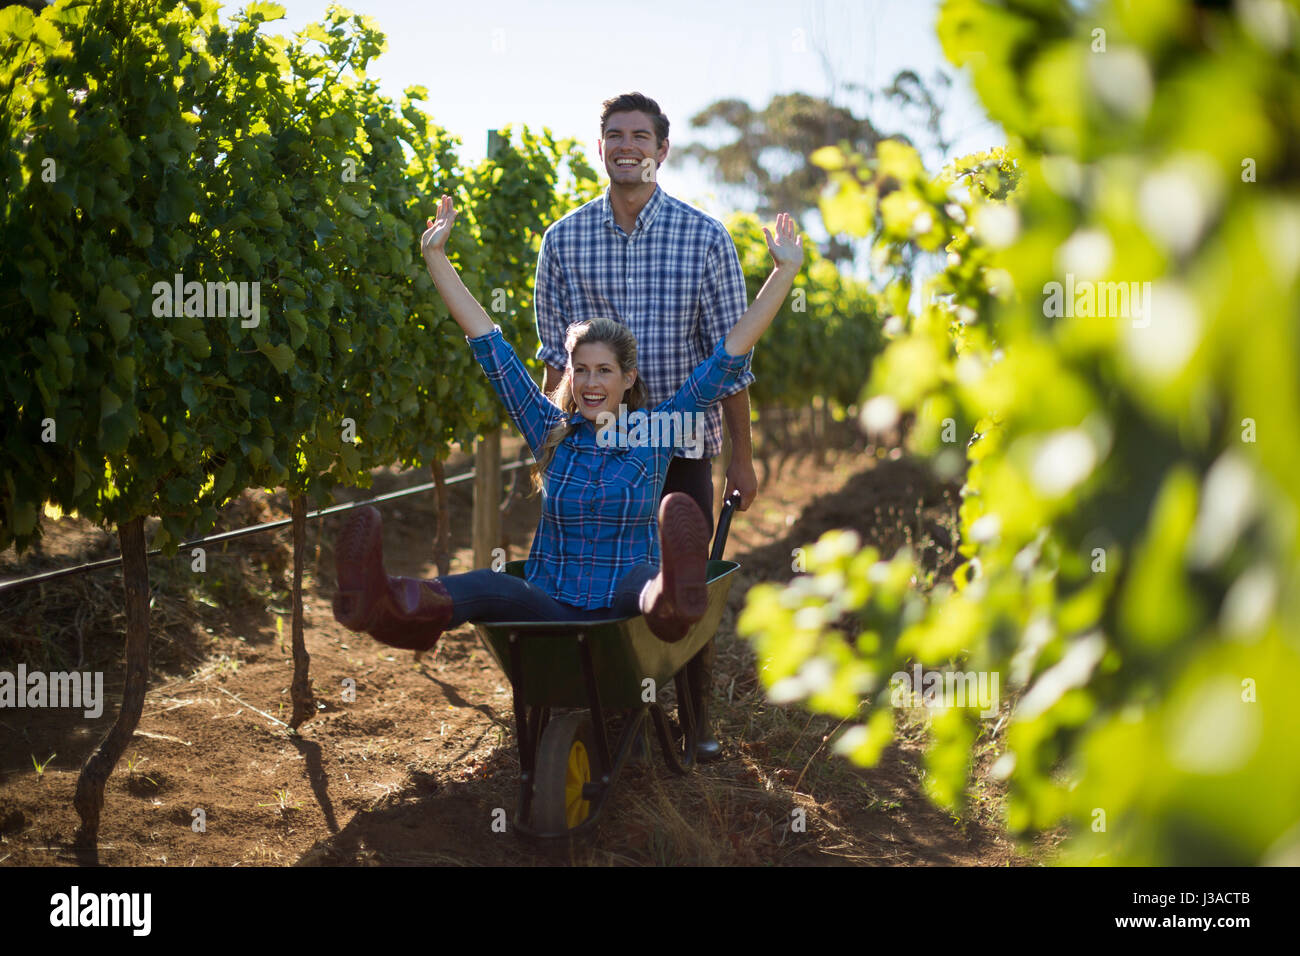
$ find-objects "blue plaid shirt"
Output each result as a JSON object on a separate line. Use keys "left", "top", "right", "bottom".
{"left": 468, "top": 326, "right": 751, "bottom": 609}
{"left": 534, "top": 185, "right": 755, "bottom": 460}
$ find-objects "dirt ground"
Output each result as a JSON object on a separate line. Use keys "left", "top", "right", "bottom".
{"left": 0, "top": 435, "right": 1063, "bottom": 866}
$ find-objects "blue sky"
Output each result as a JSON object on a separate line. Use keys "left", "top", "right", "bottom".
{"left": 259, "top": 0, "right": 1002, "bottom": 268}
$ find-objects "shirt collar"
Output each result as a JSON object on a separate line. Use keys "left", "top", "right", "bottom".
{"left": 601, "top": 184, "right": 665, "bottom": 237}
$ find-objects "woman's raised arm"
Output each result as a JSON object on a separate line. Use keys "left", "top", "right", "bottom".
{"left": 722, "top": 212, "right": 803, "bottom": 356}
{"left": 420, "top": 195, "right": 496, "bottom": 339}
{"left": 663, "top": 213, "right": 805, "bottom": 420}
{"left": 420, "top": 195, "right": 566, "bottom": 455}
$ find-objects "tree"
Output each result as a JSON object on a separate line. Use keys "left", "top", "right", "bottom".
{"left": 679, "top": 76, "right": 951, "bottom": 269}
{"left": 678, "top": 92, "right": 885, "bottom": 266}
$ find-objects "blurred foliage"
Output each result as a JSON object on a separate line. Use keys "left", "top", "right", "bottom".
{"left": 740, "top": 0, "right": 1300, "bottom": 864}
{"left": 0, "top": 0, "right": 596, "bottom": 554}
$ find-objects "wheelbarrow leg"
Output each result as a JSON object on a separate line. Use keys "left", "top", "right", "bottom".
{"left": 507, "top": 631, "right": 538, "bottom": 827}
{"left": 576, "top": 632, "right": 613, "bottom": 775}
{"left": 647, "top": 671, "right": 702, "bottom": 775}
{"left": 649, "top": 667, "right": 701, "bottom": 774}
{"left": 675, "top": 669, "right": 698, "bottom": 751}
{"left": 649, "top": 702, "right": 694, "bottom": 774}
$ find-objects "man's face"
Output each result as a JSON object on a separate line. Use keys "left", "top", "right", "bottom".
{"left": 598, "top": 110, "right": 668, "bottom": 187}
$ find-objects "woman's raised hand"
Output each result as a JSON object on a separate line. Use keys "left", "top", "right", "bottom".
{"left": 763, "top": 212, "right": 804, "bottom": 270}
{"left": 721, "top": 212, "right": 805, "bottom": 356}
{"left": 421, "top": 194, "right": 457, "bottom": 258}
{"left": 419, "top": 193, "right": 496, "bottom": 338}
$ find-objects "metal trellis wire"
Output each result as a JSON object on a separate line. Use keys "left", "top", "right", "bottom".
{"left": 0, "top": 458, "right": 535, "bottom": 595}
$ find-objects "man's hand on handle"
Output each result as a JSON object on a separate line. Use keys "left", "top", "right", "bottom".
{"left": 724, "top": 456, "right": 758, "bottom": 512}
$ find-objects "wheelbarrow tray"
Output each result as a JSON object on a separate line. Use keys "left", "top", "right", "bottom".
{"left": 472, "top": 558, "right": 740, "bottom": 709}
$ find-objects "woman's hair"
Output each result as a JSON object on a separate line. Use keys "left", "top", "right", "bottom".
{"left": 532, "top": 318, "right": 650, "bottom": 494}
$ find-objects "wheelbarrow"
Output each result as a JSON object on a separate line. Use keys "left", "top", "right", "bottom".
{"left": 471, "top": 490, "right": 743, "bottom": 842}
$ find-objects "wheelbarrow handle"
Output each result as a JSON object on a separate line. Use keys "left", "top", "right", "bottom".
{"left": 709, "top": 489, "right": 743, "bottom": 562}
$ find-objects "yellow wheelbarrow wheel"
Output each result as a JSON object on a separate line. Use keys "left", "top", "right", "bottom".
{"left": 533, "top": 713, "right": 597, "bottom": 833}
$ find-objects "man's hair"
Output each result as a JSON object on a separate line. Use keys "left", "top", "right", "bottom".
{"left": 599, "top": 92, "right": 669, "bottom": 147}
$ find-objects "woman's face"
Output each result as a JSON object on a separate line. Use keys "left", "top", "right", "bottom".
{"left": 570, "top": 342, "right": 637, "bottom": 422}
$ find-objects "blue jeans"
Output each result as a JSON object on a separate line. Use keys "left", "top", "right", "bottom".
{"left": 437, "top": 563, "right": 657, "bottom": 627}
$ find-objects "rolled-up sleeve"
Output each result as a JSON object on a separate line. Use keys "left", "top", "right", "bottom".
{"left": 469, "top": 326, "right": 566, "bottom": 455}
{"left": 534, "top": 229, "right": 570, "bottom": 372}
{"left": 698, "top": 229, "right": 756, "bottom": 399}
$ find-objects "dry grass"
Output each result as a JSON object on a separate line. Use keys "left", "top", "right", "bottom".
{"left": 0, "top": 493, "right": 299, "bottom": 677}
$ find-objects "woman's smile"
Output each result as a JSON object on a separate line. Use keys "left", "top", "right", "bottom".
{"left": 570, "top": 342, "right": 635, "bottom": 420}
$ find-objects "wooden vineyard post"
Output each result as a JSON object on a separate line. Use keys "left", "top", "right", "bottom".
{"left": 776, "top": 406, "right": 793, "bottom": 482}
{"left": 497, "top": 446, "right": 530, "bottom": 559}
{"left": 289, "top": 495, "right": 314, "bottom": 729}
{"left": 813, "top": 396, "right": 827, "bottom": 466}
{"left": 472, "top": 128, "right": 507, "bottom": 572}
{"left": 74, "top": 516, "right": 150, "bottom": 848}
{"left": 474, "top": 429, "right": 502, "bottom": 569}
{"left": 431, "top": 458, "right": 451, "bottom": 576}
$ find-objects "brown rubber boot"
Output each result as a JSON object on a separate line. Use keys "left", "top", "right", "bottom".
{"left": 640, "top": 493, "right": 710, "bottom": 643}
{"left": 333, "top": 506, "right": 452, "bottom": 652}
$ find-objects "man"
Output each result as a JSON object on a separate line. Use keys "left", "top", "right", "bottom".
{"left": 534, "top": 92, "right": 758, "bottom": 761}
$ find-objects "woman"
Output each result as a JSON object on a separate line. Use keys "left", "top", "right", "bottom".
{"left": 332, "top": 195, "right": 802, "bottom": 650}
